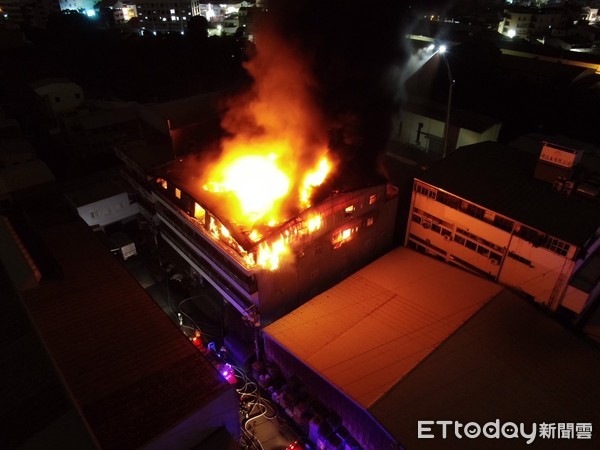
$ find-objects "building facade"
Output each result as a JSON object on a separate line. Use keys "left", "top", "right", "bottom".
{"left": 116, "top": 142, "right": 398, "bottom": 326}
{"left": 405, "top": 140, "right": 600, "bottom": 320}
{"left": 392, "top": 101, "right": 502, "bottom": 158}
{"left": 135, "top": 0, "right": 193, "bottom": 35}
{"left": 499, "top": 6, "right": 567, "bottom": 39}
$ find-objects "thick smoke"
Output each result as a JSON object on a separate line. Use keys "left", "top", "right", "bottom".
{"left": 228, "top": 0, "right": 408, "bottom": 188}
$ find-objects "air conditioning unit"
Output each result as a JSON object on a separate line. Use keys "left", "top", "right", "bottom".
{"left": 422, "top": 220, "right": 432, "bottom": 229}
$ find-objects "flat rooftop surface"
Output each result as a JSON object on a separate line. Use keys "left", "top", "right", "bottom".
{"left": 264, "top": 247, "right": 502, "bottom": 408}
{"left": 420, "top": 141, "right": 600, "bottom": 245}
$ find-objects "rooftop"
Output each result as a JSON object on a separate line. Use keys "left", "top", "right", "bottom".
{"left": 420, "top": 141, "right": 600, "bottom": 245}
{"left": 3, "top": 195, "right": 234, "bottom": 449}
{"left": 371, "top": 288, "right": 600, "bottom": 449}
{"left": 264, "top": 247, "right": 600, "bottom": 449}
{"left": 263, "top": 247, "right": 502, "bottom": 408}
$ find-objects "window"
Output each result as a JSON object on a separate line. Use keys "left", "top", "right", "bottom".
{"left": 366, "top": 217, "right": 374, "bottom": 227}
{"left": 543, "top": 237, "right": 570, "bottom": 257}
{"left": 476, "top": 246, "right": 490, "bottom": 257}
{"left": 369, "top": 194, "right": 377, "bottom": 205}
{"left": 345, "top": 205, "right": 355, "bottom": 215}
{"left": 175, "top": 187, "right": 181, "bottom": 199}
{"left": 465, "top": 240, "right": 477, "bottom": 251}
{"left": 508, "top": 251, "right": 532, "bottom": 267}
{"left": 483, "top": 210, "right": 496, "bottom": 222}
{"left": 490, "top": 252, "right": 502, "bottom": 264}
{"left": 157, "top": 178, "right": 168, "bottom": 189}
{"left": 194, "top": 202, "right": 205, "bottom": 223}
{"left": 332, "top": 226, "right": 358, "bottom": 249}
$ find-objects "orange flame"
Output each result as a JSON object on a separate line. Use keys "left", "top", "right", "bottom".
{"left": 199, "top": 26, "right": 335, "bottom": 270}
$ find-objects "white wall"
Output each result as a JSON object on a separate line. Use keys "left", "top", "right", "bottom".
{"left": 77, "top": 192, "right": 139, "bottom": 228}
{"left": 409, "top": 189, "right": 577, "bottom": 311}
{"left": 34, "top": 82, "right": 84, "bottom": 115}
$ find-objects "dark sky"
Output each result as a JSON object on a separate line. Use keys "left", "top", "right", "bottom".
{"left": 257, "top": 0, "right": 411, "bottom": 183}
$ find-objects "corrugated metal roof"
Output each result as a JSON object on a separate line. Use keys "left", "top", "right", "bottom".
{"left": 370, "top": 289, "right": 600, "bottom": 449}
{"left": 18, "top": 210, "right": 232, "bottom": 449}
{"left": 421, "top": 141, "right": 600, "bottom": 245}
{"left": 263, "top": 247, "right": 502, "bottom": 409}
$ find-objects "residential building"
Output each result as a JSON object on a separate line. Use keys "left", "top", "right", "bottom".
{"left": 405, "top": 139, "right": 600, "bottom": 321}
{"left": 499, "top": 6, "right": 567, "bottom": 40}
{"left": 498, "top": 6, "right": 533, "bottom": 39}
{"left": 64, "top": 178, "right": 140, "bottom": 230}
{"left": 30, "top": 78, "right": 84, "bottom": 132}
{"left": 135, "top": 0, "right": 203, "bottom": 35}
{"left": 112, "top": 0, "right": 137, "bottom": 23}
{"left": 0, "top": 0, "right": 60, "bottom": 27}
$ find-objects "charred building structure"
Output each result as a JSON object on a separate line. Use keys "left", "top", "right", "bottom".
{"left": 117, "top": 142, "right": 399, "bottom": 336}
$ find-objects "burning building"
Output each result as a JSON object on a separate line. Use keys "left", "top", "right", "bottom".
{"left": 149, "top": 157, "right": 398, "bottom": 327}
{"left": 118, "top": 0, "right": 405, "bottom": 359}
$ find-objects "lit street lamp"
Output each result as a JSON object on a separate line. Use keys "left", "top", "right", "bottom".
{"left": 439, "top": 45, "right": 454, "bottom": 159}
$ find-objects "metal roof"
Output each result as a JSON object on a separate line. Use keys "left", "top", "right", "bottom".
{"left": 15, "top": 199, "right": 233, "bottom": 449}
{"left": 370, "top": 289, "right": 600, "bottom": 450}
{"left": 264, "top": 246, "right": 600, "bottom": 449}
{"left": 420, "top": 141, "right": 600, "bottom": 245}
{"left": 263, "top": 247, "right": 502, "bottom": 409}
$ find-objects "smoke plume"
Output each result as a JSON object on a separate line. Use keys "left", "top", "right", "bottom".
{"left": 223, "top": 0, "right": 408, "bottom": 189}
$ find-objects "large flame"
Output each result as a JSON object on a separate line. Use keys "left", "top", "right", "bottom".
{"left": 199, "top": 26, "right": 335, "bottom": 270}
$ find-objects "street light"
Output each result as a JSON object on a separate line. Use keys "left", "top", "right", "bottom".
{"left": 439, "top": 45, "right": 454, "bottom": 158}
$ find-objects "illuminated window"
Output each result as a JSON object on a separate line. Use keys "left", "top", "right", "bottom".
{"left": 345, "top": 205, "right": 355, "bottom": 215}
{"left": 175, "top": 188, "right": 181, "bottom": 199}
{"left": 170, "top": 8, "right": 175, "bottom": 13}
{"left": 484, "top": 210, "right": 496, "bottom": 222}
{"left": 156, "top": 178, "right": 167, "bottom": 189}
{"left": 366, "top": 217, "right": 374, "bottom": 227}
{"left": 369, "top": 194, "right": 377, "bottom": 205}
{"left": 194, "top": 202, "right": 205, "bottom": 223}
{"left": 332, "top": 226, "right": 358, "bottom": 249}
